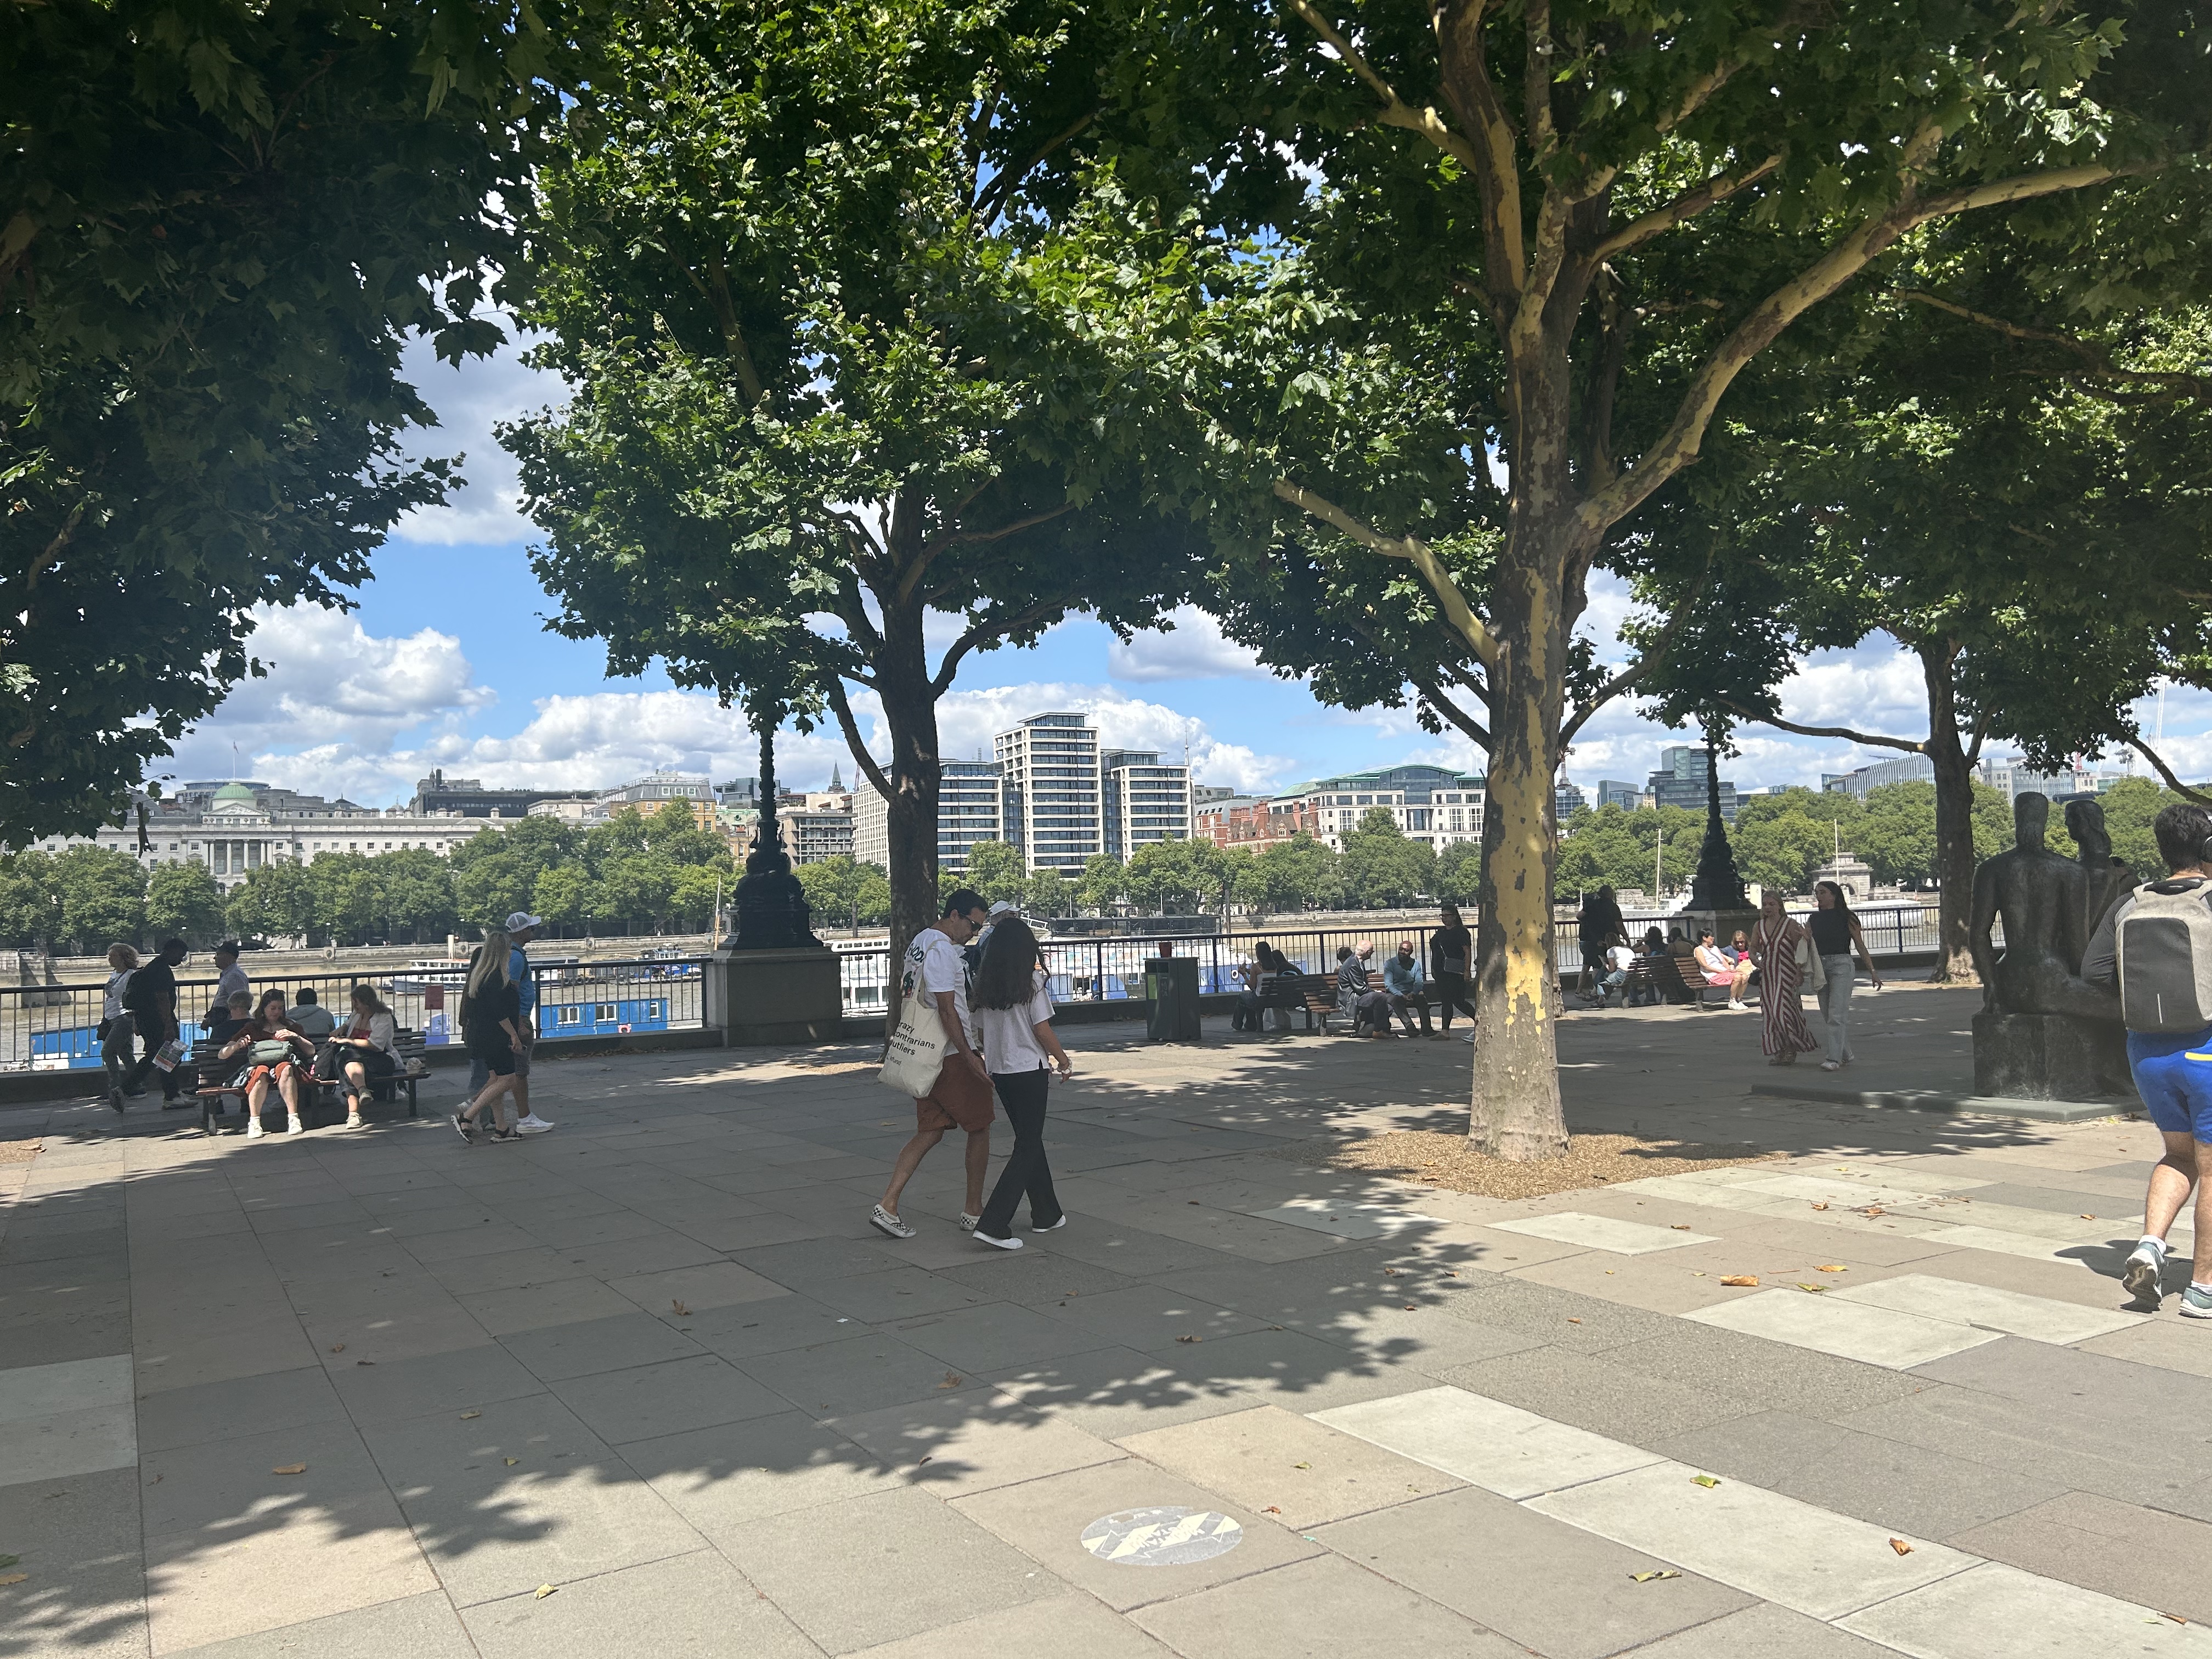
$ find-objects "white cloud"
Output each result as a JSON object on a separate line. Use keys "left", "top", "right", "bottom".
{"left": 390, "top": 320, "right": 565, "bottom": 546}
{"left": 1108, "top": 606, "right": 1278, "bottom": 682}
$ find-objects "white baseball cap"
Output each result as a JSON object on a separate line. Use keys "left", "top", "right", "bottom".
{"left": 987, "top": 900, "right": 1018, "bottom": 916}
{"left": 505, "top": 911, "right": 543, "bottom": 932}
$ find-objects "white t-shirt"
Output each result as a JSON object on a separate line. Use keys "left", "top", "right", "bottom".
{"left": 902, "top": 927, "right": 976, "bottom": 1049}
{"left": 1604, "top": 945, "right": 1635, "bottom": 974}
{"left": 978, "top": 969, "right": 1056, "bottom": 1074}
{"left": 103, "top": 969, "right": 134, "bottom": 1022}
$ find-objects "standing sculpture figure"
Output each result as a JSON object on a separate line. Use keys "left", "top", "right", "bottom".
{"left": 2067, "top": 796, "right": 2136, "bottom": 944}
{"left": 1967, "top": 793, "right": 2119, "bottom": 1020}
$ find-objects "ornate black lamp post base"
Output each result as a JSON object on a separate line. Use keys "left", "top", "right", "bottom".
{"left": 725, "top": 725, "right": 821, "bottom": 953}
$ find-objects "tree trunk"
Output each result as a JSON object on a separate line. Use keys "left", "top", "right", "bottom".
{"left": 1469, "top": 518, "right": 1578, "bottom": 1161}
{"left": 860, "top": 505, "right": 943, "bottom": 1031}
{"left": 1918, "top": 644, "right": 1979, "bottom": 984}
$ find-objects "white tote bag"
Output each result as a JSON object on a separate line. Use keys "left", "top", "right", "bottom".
{"left": 878, "top": 995, "right": 947, "bottom": 1098}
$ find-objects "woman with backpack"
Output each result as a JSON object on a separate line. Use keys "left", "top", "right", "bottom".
{"left": 217, "top": 989, "right": 316, "bottom": 1138}
{"left": 453, "top": 933, "right": 528, "bottom": 1143}
{"left": 967, "top": 916, "right": 1072, "bottom": 1251}
{"left": 100, "top": 944, "right": 143, "bottom": 1111}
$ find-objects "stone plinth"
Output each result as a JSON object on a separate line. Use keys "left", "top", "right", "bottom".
{"left": 706, "top": 946, "right": 844, "bottom": 1046}
{"left": 1971, "top": 1009, "right": 2130, "bottom": 1101}
{"left": 1680, "top": 907, "right": 1761, "bottom": 953}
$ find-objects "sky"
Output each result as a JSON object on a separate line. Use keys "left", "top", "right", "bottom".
{"left": 161, "top": 329, "right": 2198, "bottom": 809}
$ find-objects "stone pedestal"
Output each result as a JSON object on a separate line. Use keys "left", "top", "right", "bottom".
{"left": 706, "top": 947, "right": 844, "bottom": 1046}
{"left": 1681, "top": 907, "right": 1761, "bottom": 953}
{"left": 1972, "top": 1009, "right": 2130, "bottom": 1100}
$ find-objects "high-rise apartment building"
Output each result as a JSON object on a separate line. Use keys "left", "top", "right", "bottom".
{"left": 1646, "top": 745, "right": 1737, "bottom": 822}
{"left": 995, "top": 713, "right": 1103, "bottom": 873}
{"left": 851, "top": 763, "right": 1006, "bottom": 872}
{"left": 1099, "top": 749, "right": 1193, "bottom": 859}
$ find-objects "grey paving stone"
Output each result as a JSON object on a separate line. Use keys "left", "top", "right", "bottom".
{"left": 897, "top": 1300, "right": 1126, "bottom": 1373}
{"left": 1438, "top": 1345, "right": 1763, "bottom": 1444}
{"left": 1037, "top": 1284, "right": 1269, "bottom": 1353}
{"left": 739, "top": 1330, "right": 985, "bottom": 1418}
{"left": 827, "top": 1389, "right": 1126, "bottom": 1497}
{"left": 461, "top": 1547, "right": 820, "bottom": 1659}
{"left": 136, "top": 1364, "right": 350, "bottom": 1453}
{"left": 0, "top": 1227, "right": 128, "bottom": 1267}
{"left": 1621, "top": 1601, "right": 1905, "bottom": 1658}
{"left": 1914, "top": 1333, "right": 2212, "bottom": 1425}
{"left": 720, "top": 1484, "right": 1060, "bottom": 1652}
{"left": 1131, "top": 1553, "right": 1523, "bottom": 1659}
{"left": 729, "top": 1235, "right": 911, "bottom": 1284}
{"left": 1655, "top": 1410, "right": 2066, "bottom": 1540}
{"left": 0, "top": 1308, "right": 135, "bottom": 1369}
{"left": 805, "top": 1265, "right": 997, "bottom": 1324}
{"left": 840, "top": 1590, "right": 1175, "bottom": 1659}
{"left": 988, "top": 1344, "right": 1266, "bottom": 1440}
{"left": 934, "top": 1251, "right": 1142, "bottom": 1304}
{"left": 357, "top": 1390, "right": 705, "bottom": 1608}
{"left": 1949, "top": 1491, "right": 2212, "bottom": 1623}
{"left": 161, "top": 1595, "right": 469, "bottom": 1658}
{"left": 1317, "top": 1485, "right": 1754, "bottom": 1659}
{"left": 1432, "top": 1275, "right": 1683, "bottom": 1355}
{"left": 548, "top": 1353, "right": 791, "bottom": 1443}
{"left": 679, "top": 1291, "right": 866, "bottom": 1359}
{"left": 498, "top": 1310, "right": 708, "bottom": 1382}
{"left": 1119, "top": 1404, "right": 1464, "bottom": 1530}
{"left": 1032, "top": 1216, "right": 1246, "bottom": 1279}
{"left": 1595, "top": 1323, "right": 1933, "bottom": 1421}
{"left": 325, "top": 1340, "right": 547, "bottom": 1426}
{"left": 0, "top": 1463, "right": 145, "bottom": 1659}
{"left": 620, "top": 1409, "right": 898, "bottom": 1532}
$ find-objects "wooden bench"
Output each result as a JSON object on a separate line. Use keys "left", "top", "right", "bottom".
{"left": 193, "top": 1031, "right": 429, "bottom": 1135}
{"left": 1651, "top": 953, "right": 1732, "bottom": 1011}
{"left": 1252, "top": 978, "right": 1334, "bottom": 1034}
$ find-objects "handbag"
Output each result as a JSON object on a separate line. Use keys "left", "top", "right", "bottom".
{"left": 878, "top": 995, "right": 947, "bottom": 1098}
{"left": 248, "top": 1038, "right": 297, "bottom": 1066}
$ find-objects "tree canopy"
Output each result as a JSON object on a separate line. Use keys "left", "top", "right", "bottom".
{"left": 1, "top": 0, "right": 590, "bottom": 843}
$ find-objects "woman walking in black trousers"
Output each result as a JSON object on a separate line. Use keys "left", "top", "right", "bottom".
{"left": 1431, "top": 903, "right": 1478, "bottom": 1040}
{"left": 968, "top": 917, "right": 1073, "bottom": 1251}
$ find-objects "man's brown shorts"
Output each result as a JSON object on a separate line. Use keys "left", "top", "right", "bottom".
{"left": 916, "top": 1056, "right": 995, "bottom": 1133}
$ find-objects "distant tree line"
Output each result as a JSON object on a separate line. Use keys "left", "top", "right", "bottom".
{"left": 1555, "top": 776, "right": 2182, "bottom": 901}
{"left": 0, "top": 804, "right": 737, "bottom": 953}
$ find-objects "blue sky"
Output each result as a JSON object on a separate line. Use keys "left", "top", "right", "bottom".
{"left": 165, "top": 330, "right": 2193, "bottom": 809}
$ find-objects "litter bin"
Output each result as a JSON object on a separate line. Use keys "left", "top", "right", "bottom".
{"left": 1144, "top": 955, "right": 1203, "bottom": 1041}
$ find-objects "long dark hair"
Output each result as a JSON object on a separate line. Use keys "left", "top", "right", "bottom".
{"left": 1815, "top": 879, "right": 1852, "bottom": 918}
{"left": 972, "top": 916, "right": 1044, "bottom": 1010}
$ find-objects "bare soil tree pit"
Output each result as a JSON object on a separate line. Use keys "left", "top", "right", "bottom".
{"left": 1281, "top": 1130, "right": 1784, "bottom": 1201}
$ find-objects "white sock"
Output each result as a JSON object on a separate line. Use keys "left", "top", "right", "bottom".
{"left": 2140, "top": 1235, "right": 2169, "bottom": 1256}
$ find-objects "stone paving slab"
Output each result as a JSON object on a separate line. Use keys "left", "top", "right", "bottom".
{"left": 7, "top": 991, "right": 2212, "bottom": 1657}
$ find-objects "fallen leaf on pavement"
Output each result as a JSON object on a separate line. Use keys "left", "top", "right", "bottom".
{"left": 2080, "top": 1215, "right": 2096, "bottom": 1221}
{"left": 504, "top": 1458, "right": 519, "bottom": 1466}
{"left": 1262, "top": 1505, "right": 1282, "bottom": 1514}
{"left": 1293, "top": 1462, "right": 1312, "bottom": 1470}
{"left": 1859, "top": 1207, "right": 1886, "bottom": 1218}
{"left": 1404, "top": 1303, "right": 1418, "bottom": 1311}
{"left": 2164, "top": 1613, "right": 2189, "bottom": 1625}
{"left": 1176, "top": 1335, "right": 1201, "bottom": 1344}
{"left": 355, "top": 1360, "right": 375, "bottom": 1367}
{"left": 1670, "top": 1224, "right": 1691, "bottom": 1231}
{"left": 272, "top": 1464, "right": 307, "bottom": 1476}
{"left": 0, "top": 1556, "right": 16, "bottom": 1568}
{"left": 1720, "top": 1276, "right": 1758, "bottom": 1287}
{"left": 460, "top": 1412, "right": 481, "bottom": 1420}
{"left": 1566, "top": 1317, "right": 1582, "bottom": 1324}
{"left": 0, "top": 1573, "right": 26, "bottom": 1587}
{"left": 938, "top": 1371, "right": 964, "bottom": 1387}
{"left": 1629, "top": 1570, "right": 1680, "bottom": 1583}
{"left": 1810, "top": 1203, "right": 1829, "bottom": 1211}
{"left": 329, "top": 1344, "right": 345, "bottom": 1353}
{"left": 1796, "top": 1284, "right": 1829, "bottom": 1294}
{"left": 1691, "top": 1475, "right": 1721, "bottom": 1489}
{"left": 916, "top": 1456, "right": 932, "bottom": 1467}
{"left": 1815, "top": 1265, "right": 1848, "bottom": 1273}
{"left": 1888, "top": 1538, "right": 1912, "bottom": 1556}
{"left": 535, "top": 1584, "right": 557, "bottom": 1599}
{"left": 671, "top": 1300, "right": 691, "bottom": 1317}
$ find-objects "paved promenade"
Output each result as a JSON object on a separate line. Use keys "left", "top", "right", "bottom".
{"left": 5, "top": 987, "right": 2210, "bottom": 1657}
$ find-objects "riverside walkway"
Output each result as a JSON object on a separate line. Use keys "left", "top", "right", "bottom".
{"left": 3, "top": 987, "right": 2205, "bottom": 1658}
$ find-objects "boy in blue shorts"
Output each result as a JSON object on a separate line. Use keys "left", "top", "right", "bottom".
{"left": 2084, "top": 802, "right": 2212, "bottom": 1314}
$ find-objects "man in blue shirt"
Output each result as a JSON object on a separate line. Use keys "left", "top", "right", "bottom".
{"left": 1382, "top": 940, "right": 1434, "bottom": 1036}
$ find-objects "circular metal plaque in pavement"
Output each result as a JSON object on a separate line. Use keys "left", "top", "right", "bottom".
{"left": 1079, "top": 1506, "right": 1244, "bottom": 1566}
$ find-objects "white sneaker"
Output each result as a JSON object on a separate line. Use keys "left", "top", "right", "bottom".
{"left": 286, "top": 1117, "right": 306, "bottom": 1135}
{"left": 973, "top": 1230, "right": 1024, "bottom": 1251}
{"left": 1031, "top": 1216, "right": 1068, "bottom": 1233}
{"left": 245, "top": 1118, "right": 266, "bottom": 1140}
{"left": 870, "top": 1205, "right": 917, "bottom": 1240}
{"left": 513, "top": 1115, "right": 555, "bottom": 1135}
{"left": 1728, "top": 1000, "right": 1748, "bottom": 1012}
{"left": 1819, "top": 1060, "right": 1842, "bottom": 1071}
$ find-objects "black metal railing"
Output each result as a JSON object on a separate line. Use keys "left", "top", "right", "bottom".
{"left": 0, "top": 956, "right": 709, "bottom": 1074}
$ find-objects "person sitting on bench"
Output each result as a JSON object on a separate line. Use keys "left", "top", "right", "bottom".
{"left": 321, "top": 984, "right": 399, "bottom": 1130}
{"left": 1335, "top": 945, "right": 1394, "bottom": 1036}
{"left": 217, "top": 989, "right": 315, "bottom": 1139}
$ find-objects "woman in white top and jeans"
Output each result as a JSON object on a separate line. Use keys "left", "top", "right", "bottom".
{"left": 101, "top": 944, "right": 143, "bottom": 1111}
{"left": 968, "top": 917, "right": 1073, "bottom": 1250}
